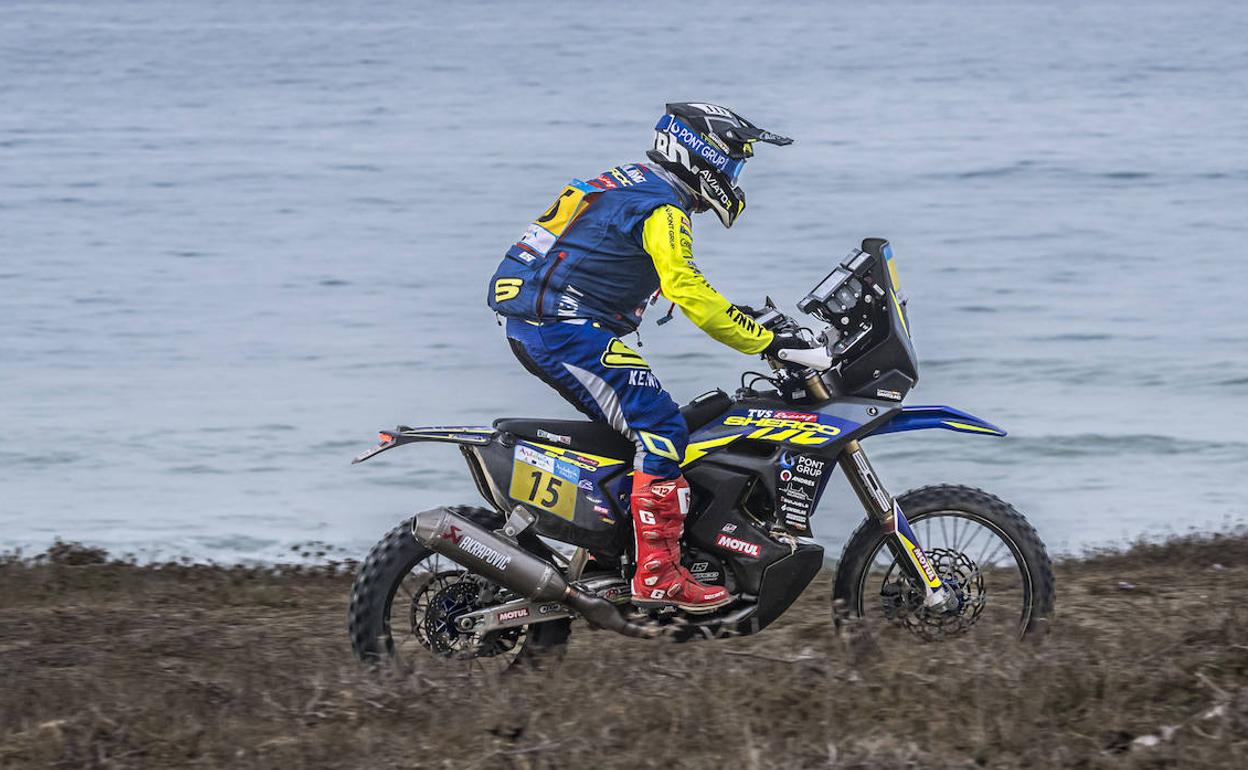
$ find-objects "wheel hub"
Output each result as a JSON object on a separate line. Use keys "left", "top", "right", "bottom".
{"left": 413, "top": 576, "right": 525, "bottom": 659}
{"left": 881, "top": 547, "right": 986, "bottom": 641}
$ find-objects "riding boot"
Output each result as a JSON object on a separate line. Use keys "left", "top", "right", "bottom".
{"left": 629, "top": 472, "right": 731, "bottom": 613}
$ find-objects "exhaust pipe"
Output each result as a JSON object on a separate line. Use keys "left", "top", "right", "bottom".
{"left": 412, "top": 507, "right": 655, "bottom": 638}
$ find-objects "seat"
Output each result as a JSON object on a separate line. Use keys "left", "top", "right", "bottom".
{"left": 493, "top": 389, "right": 732, "bottom": 460}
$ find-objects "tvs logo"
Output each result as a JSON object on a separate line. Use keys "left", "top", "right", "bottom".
{"left": 715, "top": 533, "right": 761, "bottom": 558}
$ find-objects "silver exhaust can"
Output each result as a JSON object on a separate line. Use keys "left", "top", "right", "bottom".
{"left": 411, "top": 507, "right": 655, "bottom": 638}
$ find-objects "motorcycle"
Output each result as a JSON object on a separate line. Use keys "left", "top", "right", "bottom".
{"left": 347, "top": 238, "right": 1055, "bottom": 669}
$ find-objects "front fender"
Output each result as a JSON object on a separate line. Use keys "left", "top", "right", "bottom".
{"left": 868, "top": 405, "right": 1006, "bottom": 438}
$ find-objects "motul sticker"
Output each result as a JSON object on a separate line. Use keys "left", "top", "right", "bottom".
{"left": 715, "top": 533, "right": 761, "bottom": 558}
{"left": 496, "top": 607, "right": 530, "bottom": 622}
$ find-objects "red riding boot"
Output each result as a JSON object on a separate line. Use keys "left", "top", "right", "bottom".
{"left": 630, "top": 472, "right": 731, "bottom": 613}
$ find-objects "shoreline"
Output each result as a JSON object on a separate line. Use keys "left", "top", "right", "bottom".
{"left": 2, "top": 533, "right": 1246, "bottom": 768}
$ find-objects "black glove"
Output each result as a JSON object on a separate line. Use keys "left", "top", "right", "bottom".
{"left": 764, "top": 332, "right": 815, "bottom": 357}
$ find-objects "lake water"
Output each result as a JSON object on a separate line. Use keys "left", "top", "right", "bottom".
{"left": 3, "top": 0, "right": 1247, "bottom": 563}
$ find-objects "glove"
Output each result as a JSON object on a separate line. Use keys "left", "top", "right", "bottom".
{"left": 764, "top": 332, "right": 816, "bottom": 357}
{"left": 735, "top": 304, "right": 763, "bottom": 319}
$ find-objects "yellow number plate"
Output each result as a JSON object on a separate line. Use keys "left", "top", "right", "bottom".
{"left": 517, "top": 180, "right": 598, "bottom": 257}
{"left": 509, "top": 459, "right": 576, "bottom": 520}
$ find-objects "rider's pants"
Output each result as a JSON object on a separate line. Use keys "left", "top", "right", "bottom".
{"left": 504, "top": 318, "right": 687, "bottom": 478}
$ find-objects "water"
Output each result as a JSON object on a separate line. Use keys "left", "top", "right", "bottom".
{"left": 3, "top": 0, "right": 1247, "bottom": 562}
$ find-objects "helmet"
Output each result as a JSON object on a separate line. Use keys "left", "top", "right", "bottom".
{"left": 646, "top": 102, "right": 792, "bottom": 228}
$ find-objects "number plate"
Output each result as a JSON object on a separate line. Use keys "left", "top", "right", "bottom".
{"left": 510, "top": 445, "right": 578, "bottom": 520}
{"left": 517, "top": 180, "right": 598, "bottom": 257}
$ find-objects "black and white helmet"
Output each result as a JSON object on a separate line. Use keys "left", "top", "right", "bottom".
{"left": 646, "top": 102, "right": 792, "bottom": 228}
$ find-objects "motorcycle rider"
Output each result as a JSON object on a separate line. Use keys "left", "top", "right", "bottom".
{"left": 488, "top": 103, "right": 810, "bottom": 613}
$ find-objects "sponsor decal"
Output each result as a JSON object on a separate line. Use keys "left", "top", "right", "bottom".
{"left": 538, "top": 602, "right": 563, "bottom": 614}
{"left": 775, "top": 410, "right": 818, "bottom": 422}
{"left": 777, "top": 452, "right": 828, "bottom": 534}
{"left": 601, "top": 584, "right": 630, "bottom": 601}
{"left": 593, "top": 505, "right": 609, "bottom": 514}
{"left": 720, "top": 522, "right": 737, "bottom": 534}
{"left": 555, "top": 291, "right": 581, "bottom": 317}
{"left": 442, "top": 526, "right": 513, "bottom": 571}
{"left": 650, "top": 481, "right": 677, "bottom": 498}
{"left": 628, "top": 369, "right": 661, "bottom": 388}
{"left": 852, "top": 451, "right": 892, "bottom": 515}
{"left": 496, "top": 607, "right": 530, "bottom": 622}
{"left": 876, "top": 388, "right": 902, "bottom": 401}
{"left": 697, "top": 168, "right": 733, "bottom": 209}
{"left": 690, "top": 561, "right": 709, "bottom": 572}
{"left": 578, "top": 479, "right": 594, "bottom": 491}
{"left": 902, "top": 535, "right": 941, "bottom": 587}
{"left": 715, "top": 533, "right": 761, "bottom": 558}
{"left": 795, "top": 455, "right": 826, "bottom": 476}
{"left": 722, "top": 414, "right": 842, "bottom": 446}
{"left": 781, "top": 484, "right": 812, "bottom": 502}
{"left": 516, "top": 445, "right": 555, "bottom": 473}
{"left": 663, "top": 117, "right": 734, "bottom": 172}
{"left": 552, "top": 459, "right": 580, "bottom": 484}
{"left": 537, "top": 429, "right": 572, "bottom": 445}
{"left": 584, "top": 494, "right": 604, "bottom": 505}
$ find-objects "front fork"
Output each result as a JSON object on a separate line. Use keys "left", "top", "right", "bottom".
{"left": 838, "top": 440, "right": 958, "bottom": 611}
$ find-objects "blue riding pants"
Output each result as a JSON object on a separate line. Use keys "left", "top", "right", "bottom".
{"left": 505, "top": 318, "right": 687, "bottom": 478}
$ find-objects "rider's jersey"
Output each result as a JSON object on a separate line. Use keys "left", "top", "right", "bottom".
{"left": 487, "top": 162, "right": 773, "bottom": 354}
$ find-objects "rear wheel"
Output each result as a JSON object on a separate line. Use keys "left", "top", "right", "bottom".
{"left": 833, "top": 485, "right": 1055, "bottom": 640}
{"left": 347, "top": 506, "right": 571, "bottom": 671}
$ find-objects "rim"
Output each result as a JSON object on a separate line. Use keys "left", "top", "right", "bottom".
{"left": 855, "top": 509, "right": 1035, "bottom": 640}
{"left": 384, "top": 551, "right": 529, "bottom": 674}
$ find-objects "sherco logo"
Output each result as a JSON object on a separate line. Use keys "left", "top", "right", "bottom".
{"left": 715, "top": 533, "right": 761, "bottom": 558}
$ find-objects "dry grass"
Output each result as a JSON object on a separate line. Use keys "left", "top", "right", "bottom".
{"left": 1, "top": 534, "right": 1246, "bottom": 769}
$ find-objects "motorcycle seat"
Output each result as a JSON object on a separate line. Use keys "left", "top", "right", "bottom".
{"left": 494, "top": 389, "right": 732, "bottom": 461}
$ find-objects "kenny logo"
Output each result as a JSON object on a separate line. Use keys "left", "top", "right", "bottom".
{"left": 715, "top": 533, "right": 761, "bottom": 558}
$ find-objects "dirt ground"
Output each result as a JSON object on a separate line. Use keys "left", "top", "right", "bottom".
{"left": 1, "top": 534, "right": 1246, "bottom": 769}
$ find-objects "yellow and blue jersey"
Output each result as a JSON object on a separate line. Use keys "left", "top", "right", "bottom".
{"left": 488, "top": 163, "right": 772, "bottom": 355}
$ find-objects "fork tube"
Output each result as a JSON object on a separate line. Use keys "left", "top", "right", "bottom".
{"left": 838, "top": 441, "right": 953, "bottom": 608}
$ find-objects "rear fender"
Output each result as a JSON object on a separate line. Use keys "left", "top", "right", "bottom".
{"left": 868, "top": 406, "right": 1006, "bottom": 438}
{"left": 352, "top": 426, "right": 495, "bottom": 464}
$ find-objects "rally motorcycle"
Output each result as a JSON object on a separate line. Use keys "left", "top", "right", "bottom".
{"left": 347, "top": 239, "right": 1055, "bottom": 669}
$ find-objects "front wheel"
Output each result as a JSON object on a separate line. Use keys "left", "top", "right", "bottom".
{"left": 347, "top": 506, "right": 571, "bottom": 672}
{"left": 833, "top": 485, "right": 1055, "bottom": 640}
